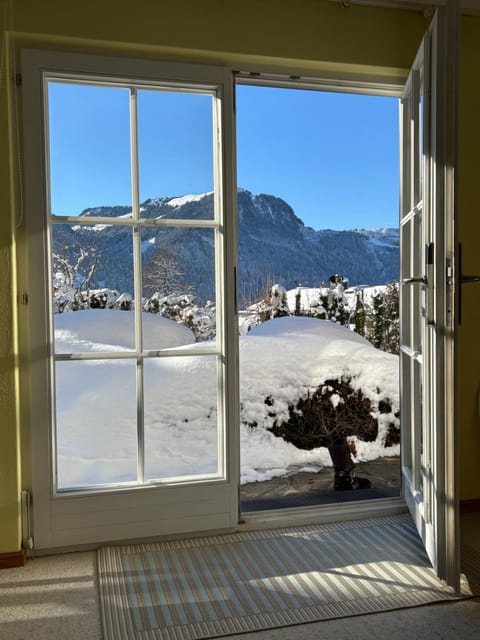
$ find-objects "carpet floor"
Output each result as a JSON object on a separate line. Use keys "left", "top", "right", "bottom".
{"left": 97, "top": 513, "right": 477, "bottom": 640}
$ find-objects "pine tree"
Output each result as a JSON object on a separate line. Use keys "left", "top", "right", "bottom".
{"left": 259, "top": 283, "right": 289, "bottom": 321}
{"left": 325, "top": 281, "right": 349, "bottom": 326}
{"left": 353, "top": 291, "right": 366, "bottom": 337}
{"left": 383, "top": 281, "right": 399, "bottom": 354}
{"left": 369, "top": 292, "right": 386, "bottom": 350}
{"left": 294, "top": 287, "right": 302, "bottom": 316}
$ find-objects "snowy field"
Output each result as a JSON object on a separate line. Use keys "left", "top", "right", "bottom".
{"left": 54, "top": 310, "right": 400, "bottom": 489}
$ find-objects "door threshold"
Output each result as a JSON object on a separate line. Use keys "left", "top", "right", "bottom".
{"left": 26, "top": 497, "right": 407, "bottom": 557}
{"left": 236, "top": 496, "right": 408, "bottom": 532}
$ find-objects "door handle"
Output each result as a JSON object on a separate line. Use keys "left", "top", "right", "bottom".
{"left": 461, "top": 274, "right": 480, "bottom": 284}
{"left": 458, "top": 243, "right": 480, "bottom": 325}
{"left": 402, "top": 276, "right": 427, "bottom": 285}
{"left": 402, "top": 276, "right": 434, "bottom": 325}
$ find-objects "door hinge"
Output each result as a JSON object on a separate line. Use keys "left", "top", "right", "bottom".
{"left": 18, "top": 292, "right": 29, "bottom": 305}
{"left": 11, "top": 72, "right": 22, "bottom": 86}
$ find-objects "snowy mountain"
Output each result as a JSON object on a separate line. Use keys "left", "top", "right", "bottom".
{"left": 53, "top": 190, "right": 399, "bottom": 303}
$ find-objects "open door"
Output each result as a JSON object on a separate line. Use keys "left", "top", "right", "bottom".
{"left": 400, "top": 0, "right": 459, "bottom": 588}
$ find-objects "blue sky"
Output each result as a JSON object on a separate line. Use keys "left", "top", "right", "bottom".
{"left": 48, "top": 82, "right": 399, "bottom": 230}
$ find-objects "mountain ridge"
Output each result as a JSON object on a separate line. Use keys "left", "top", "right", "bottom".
{"left": 53, "top": 190, "right": 399, "bottom": 303}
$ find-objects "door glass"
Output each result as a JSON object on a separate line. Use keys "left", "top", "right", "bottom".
{"left": 47, "top": 78, "right": 224, "bottom": 493}
{"left": 144, "top": 355, "right": 221, "bottom": 481}
{"left": 137, "top": 89, "right": 215, "bottom": 217}
{"left": 52, "top": 224, "right": 136, "bottom": 351}
{"left": 400, "top": 64, "right": 425, "bottom": 495}
{"left": 55, "top": 359, "right": 138, "bottom": 489}
{"left": 141, "top": 227, "right": 217, "bottom": 346}
{"left": 47, "top": 82, "right": 132, "bottom": 218}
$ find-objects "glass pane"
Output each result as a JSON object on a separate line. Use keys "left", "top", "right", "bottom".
{"left": 413, "top": 212, "right": 423, "bottom": 353}
{"left": 55, "top": 360, "right": 137, "bottom": 489}
{"left": 419, "top": 78, "right": 424, "bottom": 197}
{"left": 47, "top": 82, "right": 132, "bottom": 218}
{"left": 144, "top": 356, "right": 220, "bottom": 481}
{"left": 401, "top": 96, "right": 412, "bottom": 219}
{"left": 52, "top": 224, "right": 135, "bottom": 352}
{"left": 137, "top": 89, "right": 214, "bottom": 218}
{"left": 142, "top": 227, "right": 217, "bottom": 344}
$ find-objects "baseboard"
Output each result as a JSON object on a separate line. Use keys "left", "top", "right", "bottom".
{"left": 0, "top": 549, "right": 26, "bottom": 569}
{"left": 460, "top": 498, "right": 480, "bottom": 514}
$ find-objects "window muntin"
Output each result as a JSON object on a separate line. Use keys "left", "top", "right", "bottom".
{"left": 46, "top": 76, "right": 225, "bottom": 493}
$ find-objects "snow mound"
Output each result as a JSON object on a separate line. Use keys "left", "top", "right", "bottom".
{"left": 54, "top": 309, "right": 195, "bottom": 353}
{"left": 247, "top": 315, "right": 368, "bottom": 343}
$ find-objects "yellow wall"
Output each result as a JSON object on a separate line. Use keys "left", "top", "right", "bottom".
{"left": 8, "top": 0, "right": 426, "bottom": 72}
{"left": 0, "top": 0, "right": 22, "bottom": 554}
{"left": 458, "top": 15, "right": 480, "bottom": 501}
{"left": 1, "top": 0, "right": 478, "bottom": 554}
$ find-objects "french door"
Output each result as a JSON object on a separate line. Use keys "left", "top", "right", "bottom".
{"left": 21, "top": 51, "right": 239, "bottom": 549}
{"left": 21, "top": 4, "right": 459, "bottom": 570}
{"left": 400, "top": 1, "right": 459, "bottom": 588}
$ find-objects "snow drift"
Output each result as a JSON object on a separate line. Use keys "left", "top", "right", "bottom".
{"left": 53, "top": 310, "right": 399, "bottom": 488}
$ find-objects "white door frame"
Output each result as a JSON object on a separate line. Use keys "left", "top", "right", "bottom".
{"left": 20, "top": 49, "right": 240, "bottom": 549}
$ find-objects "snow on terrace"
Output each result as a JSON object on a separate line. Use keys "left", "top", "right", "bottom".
{"left": 53, "top": 310, "right": 399, "bottom": 488}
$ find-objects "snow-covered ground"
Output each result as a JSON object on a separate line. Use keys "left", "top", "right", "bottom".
{"left": 54, "top": 310, "right": 399, "bottom": 489}
{"left": 238, "top": 283, "right": 391, "bottom": 336}
{"left": 286, "top": 284, "right": 388, "bottom": 315}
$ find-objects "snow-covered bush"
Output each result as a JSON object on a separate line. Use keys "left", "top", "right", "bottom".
{"left": 266, "top": 376, "right": 399, "bottom": 451}
{"left": 143, "top": 293, "right": 216, "bottom": 342}
{"left": 257, "top": 283, "right": 290, "bottom": 322}
{"left": 240, "top": 317, "right": 400, "bottom": 483}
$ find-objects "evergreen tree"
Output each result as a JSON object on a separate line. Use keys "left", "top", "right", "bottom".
{"left": 294, "top": 287, "right": 302, "bottom": 316}
{"left": 259, "top": 283, "right": 289, "bottom": 321}
{"left": 369, "top": 292, "right": 386, "bottom": 350}
{"left": 325, "top": 280, "right": 349, "bottom": 326}
{"left": 383, "top": 281, "right": 400, "bottom": 354}
{"left": 353, "top": 292, "right": 366, "bottom": 337}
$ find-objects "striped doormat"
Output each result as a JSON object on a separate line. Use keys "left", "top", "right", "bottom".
{"left": 97, "top": 513, "right": 475, "bottom": 640}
